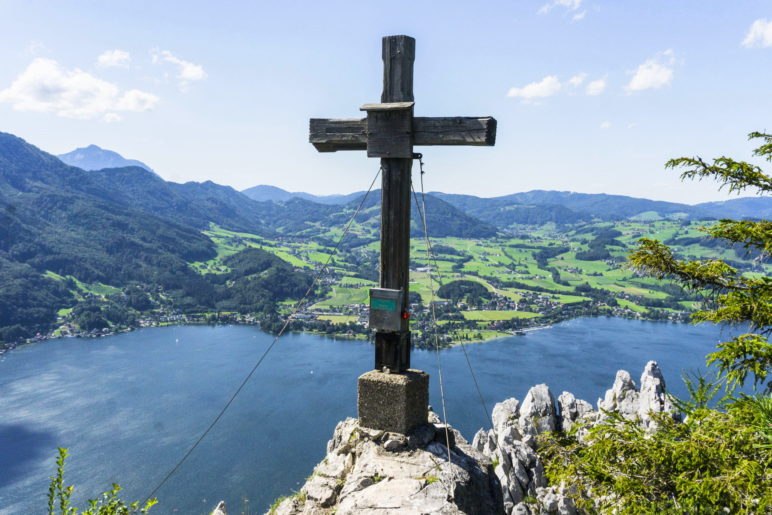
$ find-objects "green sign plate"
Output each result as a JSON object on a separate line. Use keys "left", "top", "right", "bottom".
{"left": 370, "top": 298, "right": 397, "bottom": 311}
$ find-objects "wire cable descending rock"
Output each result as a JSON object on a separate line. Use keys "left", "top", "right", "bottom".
{"left": 142, "top": 167, "right": 383, "bottom": 505}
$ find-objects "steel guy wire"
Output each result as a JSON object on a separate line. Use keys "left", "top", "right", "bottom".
{"left": 411, "top": 155, "right": 500, "bottom": 453}
{"left": 143, "top": 166, "right": 383, "bottom": 504}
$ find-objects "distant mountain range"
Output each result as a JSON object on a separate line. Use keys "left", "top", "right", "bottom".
{"left": 243, "top": 184, "right": 772, "bottom": 227}
{"left": 3, "top": 132, "right": 772, "bottom": 342}
{"left": 242, "top": 184, "right": 364, "bottom": 205}
{"left": 58, "top": 144, "right": 159, "bottom": 176}
{"left": 0, "top": 134, "right": 328, "bottom": 341}
{"left": 0, "top": 132, "right": 499, "bottom": 341}
{"left": 52, "top": 147, "right": 772, "bottom": 228}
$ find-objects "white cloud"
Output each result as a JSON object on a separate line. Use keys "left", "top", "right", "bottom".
{"left": 507, "top": 75, "right": 561, "bottom": 102}
{"left": 600, "top": 121, "right": 611, "bottom": 129}
{"left": 625, "top": 50, "right": 675, "bottom": 92}
{"left": 572, "top": 10, "right": 587, "bottom": 21}
{"left": 538, "top": 0, "right": 582, "bottom": 15}
{"left": 507, "top": 73, "right": 608, "bottom": 102}
{"left": 567, "top": 73, "right": 586, "bottom": 87}
{"left": 115, "top": 89, "right": 159, "bottom": 111}
{"left": 0, "top": 58, "right": 159, "bottom": 120}
{"left": 586, "top": 77, "right": 606, "bottom": 95}
{"left": 152, "top": 50, "right": 206, "bottom": 90}
{"left": 742, "top": 19, "right": 772, "bottom": 48}
{"left": 104, "top": 113, "right": 121, "bottom": 123}
{"left": 97, "top": 49, "right": 131, "bottom": 68}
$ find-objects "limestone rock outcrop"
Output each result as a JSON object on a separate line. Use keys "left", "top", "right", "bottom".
{"left": 472, "top": 384, "right": 573, "bottom": 514}
{"left": 253, "top": 361, "right": 676, "bottom": 515}
{"left": 557, "top": 392, "right": 594, "bottom": 434}
{"left": 471, "top": 361, "right": 676, "bottom": 514}
{"left": 268, "top": 416, "right": 504, "bottom": 515}
{"left": 597, "top": 360, "right": 676, "bottom": 429}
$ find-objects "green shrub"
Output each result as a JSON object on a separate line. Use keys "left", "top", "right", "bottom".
{"left": 47, "top": 448, "right": 156, "bottom": 515}
{"left": 537, "top": 132, "right": 772, "bottom": 513}
{"left": 539, "top": 395, "right": 772, "bottom": 513}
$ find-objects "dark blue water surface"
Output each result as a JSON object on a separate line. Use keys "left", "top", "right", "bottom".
{"left": 0, "top": 318, "right": 739, "bottom": 514}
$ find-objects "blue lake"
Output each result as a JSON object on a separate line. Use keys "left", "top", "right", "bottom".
{"left": 0, "top": 317, "right": 739, "bottom": 514}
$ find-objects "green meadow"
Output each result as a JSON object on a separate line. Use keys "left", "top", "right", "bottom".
{"left": 185, "top": 220, "right": 769, "bottom": 340}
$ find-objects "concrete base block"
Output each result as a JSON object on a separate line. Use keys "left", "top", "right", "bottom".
{"left": 357, "top": 370, "right": 429, "bottom": 434}
{"left": 358, "top": 369, "right": 429, "bottom": 434}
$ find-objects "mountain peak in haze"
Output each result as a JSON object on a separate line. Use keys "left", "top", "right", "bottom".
{"left": 241, "top": 184, "right": 366, "bottom": 205}
{"left": 57, "top": 144, "right": 158, "bottom": 176}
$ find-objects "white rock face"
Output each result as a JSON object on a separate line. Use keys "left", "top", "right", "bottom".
{"left": 535, "top": 483, "right": 578, "bottom": 515}
{"left": 472, "top": 362, "right": 675, "bottom": 514}
{"left": 268, "top": 417, "right": 504, "bottom": 514}
{"left": 597, "top": 369, "right": 640, "bottom": 419}
{"left": 518, "top": 385, "right": 558, "bottom": 437}
{"left": 472, "top": 385, "right": 566, "bottom": 514}
{"left": 597, "top": 361, "right": 676, "bottom": 430}
{"left": 492, "top": 397, "right": 519, "bottom": 434}
{"left": 557, "top": 391, "right": 595, "bottom": 433}
{"left": 638, "top": 360, "right": 676, "bottom": 429}
{"left": 253, "top": 362, "right": 676, "bottom": 515}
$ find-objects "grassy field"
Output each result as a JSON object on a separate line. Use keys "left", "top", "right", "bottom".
{"left": 190, "top": 219, "right": 770, "bottom": 328}
{"left": 313, "top": 286, "right": 369, "bottom": 308}
{"left": 317, "top": 315, "right": 359, "bottom": 324}
{"left": 446, "top": 329, "right": 512, "bottom": 343}
{"left": 45, "top": 271, "right": 122, "bottom": 299}
{"left": 461, "top": 310, "right": 541, "bottom": 321}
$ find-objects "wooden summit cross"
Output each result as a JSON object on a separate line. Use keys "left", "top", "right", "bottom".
{"left": 309, "top": 35, "right": 496, "bottom": 434}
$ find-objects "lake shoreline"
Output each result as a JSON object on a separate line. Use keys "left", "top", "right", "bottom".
{"left": 1, "top": 306, "right": 694, "bottom": 357}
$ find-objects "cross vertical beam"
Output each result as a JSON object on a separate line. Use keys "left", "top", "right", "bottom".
{"left": 308, "top": 34, "right": 496, "bottom": 434}
{"left": 375, "top": 36, "right": 414, "bottom": 373}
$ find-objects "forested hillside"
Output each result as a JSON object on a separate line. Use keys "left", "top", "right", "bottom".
{"left": 2, "top": 131, "right": 770, "bottom": 346}
{"left": 0, "top": 133, "right": 497, "bottom": 342}
{"left": 0, "top": 133, "right": 310, "bottom": 341}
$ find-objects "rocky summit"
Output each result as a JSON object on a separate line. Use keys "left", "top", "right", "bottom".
{"left": 269, "top": 413, "right": 504, "bottom": 515}
{"left": 209, "top": 360, "right": 676, "bottom": 515}
{"left": 471, "top": 360, "right": 677, "bottom": 514}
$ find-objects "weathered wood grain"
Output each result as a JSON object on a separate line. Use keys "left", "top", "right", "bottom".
{"left": 309, "top": 116, "right": 497, "bottom": 152}
{"left": 414, "top": 116, "right": 497, "bottom": 146}
{"left": 308, "top": 34, "right": 498, "bottom": 374}
{"left": 381, "top": 35, "right": 415, "bottom": 104}
{"left": 375, "top": 35, "right": 415, "bottom": 372}
{"left": 309, "top": 118, "right": 366, "bottom": 152}
{"left": 366, "top": 109, "right": 413, "bottom": 158}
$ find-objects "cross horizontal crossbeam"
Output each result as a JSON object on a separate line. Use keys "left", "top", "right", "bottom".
{"left": 309, "top": 116, "right": 497, "bottom": 153}
{"left": 308, "top": 34, "right": 497, "bottom": 380}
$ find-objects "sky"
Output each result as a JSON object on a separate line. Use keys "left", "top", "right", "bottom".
{"left": 0, "top": 0, "right": 771, "bottom": 204}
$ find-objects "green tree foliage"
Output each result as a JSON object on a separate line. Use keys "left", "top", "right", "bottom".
{"left": 540, "top": 397, "right": 772, "bottom": 513}
{"left": 630, "top": 131, "right": 772, "bottom": 392}
{"left": 538, "top": 132, "right": 772, "bottom": 513}
{"left": 575, "top": 229, "right": 624, "bottom": 261}
{"left": 212, "top": 247, "right": 312, "bottom": 313}
{"left": 47, "top": 447, "right": 156, "bottom": 515}
{"left": 534, "top": 245, "right": 569, "bottom": 268}
{"left": 436, "top": 280, "right": 490, "bottom": 304}
{"left": 352, "top": 190, "right": 499, "bottom": 238}
{"left": 0, "top": 258, "right": 73, "bottom": 341}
